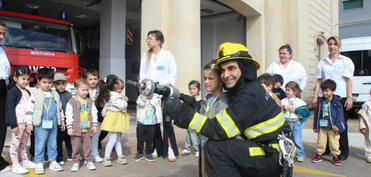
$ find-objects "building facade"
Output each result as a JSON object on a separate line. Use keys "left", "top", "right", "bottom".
{"left": 339, "top": 0, "right": 371, "bottom": 39}
{"left": 141, "top": 0, "right": 339, "bottom": 102}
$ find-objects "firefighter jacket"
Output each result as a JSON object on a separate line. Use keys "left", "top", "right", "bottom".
{"left": 172, "top": 80, "right": 284, "bottom": 143}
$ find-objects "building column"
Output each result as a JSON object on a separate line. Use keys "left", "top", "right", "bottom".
{"left": 264, "top": 0, "right": 284, "bottom": 68}
{"left": 141, "top": 0, "right": 201, "bottom": 93}
{"left": 99, "top": 0, "right": 126, "bottom": 83}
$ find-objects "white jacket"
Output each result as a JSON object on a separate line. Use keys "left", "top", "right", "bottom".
{"left": 101, "top": 91, "right": 128, "bottom": 117}
{"left": 136, "top": 94, "right": 162, "bottom": 124}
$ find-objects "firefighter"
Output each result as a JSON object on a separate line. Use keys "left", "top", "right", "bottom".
{"left": 163, "top": 42, "right": 284, "bottom": 177}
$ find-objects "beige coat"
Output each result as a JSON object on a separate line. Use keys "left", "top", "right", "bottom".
{"left": 358, "top": 100, "right": 371, "bottom": 159}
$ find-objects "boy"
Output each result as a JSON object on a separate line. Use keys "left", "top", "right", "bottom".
{"left": 273, "top": 74, "right": 286, "bottom": 100}
{"left": 312, "top": 79, "right": 345, "bottom": 166}
{"left": 33, "top": 68, "right": 65, "bottom": 174}
{"left": 54, "top": 73, "right": 72, "bottom": 165}
{"left": 258, "top": 73, "right": 282, "bottom": 107}
{"left": 66, "top": 78, "right": 98, "bottom": 171}
{"left": 134, "top": 94, "right": 162, "bottom": 162}
{"left": 85, "top": 69, "right": 104, "bottom": 162}
{"left": 358, "top": 90, "right": 371, "bottom": 163}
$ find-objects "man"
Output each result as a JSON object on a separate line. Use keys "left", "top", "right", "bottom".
{"left": 0, "top": 21, "right": 10, "bottom": 170}
{"left": 266, "top": 44, "right": 307, "bottom": 91}
{"left": 163, "top": 42, "right": 284, "bottom": 177}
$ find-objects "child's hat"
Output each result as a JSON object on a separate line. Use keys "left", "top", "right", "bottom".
{"left": 54, "top": 73, "right": 67, "bottom": 82}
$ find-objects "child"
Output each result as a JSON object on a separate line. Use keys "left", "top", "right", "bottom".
{"left": 134, "top": 93, "right": 162, "bottom": 162}
{"left": 32, "top": 68, "right": 65, "bottom": 174}
{"left": 181, "top": 80, "right": 201, "bottom": 157}
{"left": 54, "top": 73, "right": 73, "bottom": 165}
{"left": 312, "top": 79, "right": 345, "bottom": 166}
{"left": 66, "top": 78, "right": 98, "bottom": 171}
{"left": 85, "top": 69, "right": 104, "bottom": 163}
{"left": 258, "top": 73, "right": 282, "bottom": 107}
{"left": 98, "top": 75, "right": 130, "bottom": 166}
{"left": 5, "top": 67, "right": 36, "bottom": 174}
{"left": 282, "top": 81, "right": 310, "bottom": 162}
{"left": 273, "top": 74, "right": 286, "bottom": 100}
{"left": 198, "top": 60, "right": 229, "bottom": 177}
{"left": 358, "top": 90, "right": 371, "bottom": 163}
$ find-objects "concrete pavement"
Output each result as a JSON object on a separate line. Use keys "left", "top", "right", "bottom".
{"left": 0, "top": 108, "right": 370, "bottom": 177}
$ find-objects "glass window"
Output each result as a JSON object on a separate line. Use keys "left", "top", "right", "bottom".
{"left": 342, "top": 50, "right": 371, "bottom": 76}
{"left": 343, "top": 0, "right": 363, "bottom": 10}
{"left": 0, "top": 18, "right": 73, "bottom": 53}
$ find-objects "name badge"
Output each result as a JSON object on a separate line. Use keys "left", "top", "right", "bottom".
{"left": 81, "top": 121, "right": 90, "bottom": 129}
{"left": 319, "top": 119, "right": 328, "bottom": 127}
{"left": 42, "top": 120, "right": 53, "bottom": 129}
{"left": 156, "top": 66, "right": 164, "bottom": 70}
{"left": 287, "top": 70, "right": 294, "bottom": 76}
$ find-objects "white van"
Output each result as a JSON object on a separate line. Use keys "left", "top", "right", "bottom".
{"left": 341, "top": 36, "right": 371, "bottom": 108}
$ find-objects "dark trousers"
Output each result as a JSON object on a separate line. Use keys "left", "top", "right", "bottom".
{"left": 57, "top": 128, "right": 72, "bottom": 161}
{"left": 204, "top": 139, "right": 282, "bottom": 177}
{"left": 152, "top": 123, "right": 163, "bottom": 156}
{"left": 98, "top": 130, "right": 108, "bottom": 149}
{"left": 136, "top": 123, "right": 155, "bottom": 155}
{"left": 162, "top": 120, "right": 179, "bottom": 157}
{"left": 0, "top": 80, "right": 9, "bottom": 170}
{"left": 339, "top": 98, "right": 349, "bottom": 157}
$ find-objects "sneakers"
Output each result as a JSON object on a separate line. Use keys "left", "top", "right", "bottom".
{"left": 94, "top": 155, "right": 104, "bottom": 163}
{"left": 134, "top": 154, "right": 144, "bottom": 161}
{"left": 333, "top": 156, "right": 342, "bottom": 166}
{"left": 103, "top": 158, "right": 112, "bottom": 167}
{"left": 312, "top": 154, "right": 323, "bottom": 163}
{"left": 58, "top": 161, "right": 65, "bottom": 166}
{"left": 167, "top": 148, "right": 176, "bottom": 162}
{"left": 181, "top": 149, "right": 191, "bottom": 156}
{"left": 195, "top": 151, "right": 199, "bottom": 158}
{"left": 367, "top": 157, "right": 371, "bottom": 163}
{"left": 22, "top": 160, "right": 37, "bottom": 169}
{"left": 86, "top": 162, "right": 96, "bottom": 170}
{"left": 152, "top": 148, "right": 158, "bottom": 158}
{"left": 296, "top": 157, "right": 304, "bottom": 162}
{"left": 11, "top": 164, "right": 29, "bottom": 174}
{"left": 145, "top": 154, "right": 155, "bottom": 162}
{"left": 70, "top": 163, "right": 80, "bottom": 172}
{"left": 118, "top": 155, "right": 128, "bottom": 165}
{"left": 35, "top": 163, "right": 44, "bottom": 174}
{"left": 49, "top": 161, "right": 63, "bottom": 172}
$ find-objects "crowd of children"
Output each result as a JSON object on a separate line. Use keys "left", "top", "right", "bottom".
{"left": 3, "top": 63, "right": 371, "bottom": 175}
{"left": 4, "top": 67, "right": 131, "bottom": 174}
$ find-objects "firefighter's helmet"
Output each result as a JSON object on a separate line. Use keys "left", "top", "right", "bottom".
{"left": 214, "top": 42, "right": 260, "bottom": 70}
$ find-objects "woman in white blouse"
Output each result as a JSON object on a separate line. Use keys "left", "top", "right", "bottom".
{"left": 139, "top": 30, "right": 178, "bottom": 162}
{"left": 313, "top": 36, "right": 355, "bottom": 161}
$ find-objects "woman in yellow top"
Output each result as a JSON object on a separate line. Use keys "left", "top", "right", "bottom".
{"left": 97, "top": 75, "right": 130, "bottom": 167}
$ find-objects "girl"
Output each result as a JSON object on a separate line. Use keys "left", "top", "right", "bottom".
{"left": 66, "top": 78, "right": 98, "bottom": 172}
{"left": 5, "top": 66, "right": 36, "bottom": 174}
{"left": 181, "top": 80, "right": 201, "bottom": 157}
{"left": 98, "top": 75, "right": 130, "bottom": 166}
{"left": 282, "top": 81, "right": 310, "bottom": 162}
{"left": 139, "top": 30, "right": 178, "bottom": 161}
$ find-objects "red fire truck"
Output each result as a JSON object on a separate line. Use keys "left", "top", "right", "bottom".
{"left": 0, "top": 10, "right": 81, "bottom": 90}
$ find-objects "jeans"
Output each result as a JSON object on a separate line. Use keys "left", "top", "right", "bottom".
{"left": 91, "top": 123, "right": 101, "bottom": 157}
{"left": 290, "top": 120, "right": 305, "bottom": 158}
{"left": 34, "top": 120, "right": 58, "bottom": 163}
{"left": 136, "top": 123, "right": 155, "bottom": 155}
{"left": 184, "top": 130, "right": 199, "bottom": 152}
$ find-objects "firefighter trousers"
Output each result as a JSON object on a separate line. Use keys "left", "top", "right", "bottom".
{"left": 204, "top": 138, "right": 282, "bottom": 177}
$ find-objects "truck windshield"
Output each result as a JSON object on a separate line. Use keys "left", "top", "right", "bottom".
{"left": 0, "top": 19, "right": 73, "bottom": 53}
{"left": 342, "top": 50, "right": 371, "bottom": 76}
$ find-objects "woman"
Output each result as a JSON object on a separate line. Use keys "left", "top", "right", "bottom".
{"left": 313, "top": 36, "right": 354, "bottom": 161}
{"left": 139, "top": 30, "right": 178, "bottom": 162}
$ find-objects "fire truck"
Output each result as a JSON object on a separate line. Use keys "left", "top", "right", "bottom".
{"left": 0, "top": 10, "right": 81, "bottom": 91}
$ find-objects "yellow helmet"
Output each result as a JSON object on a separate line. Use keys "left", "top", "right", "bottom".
{"left": 214, "top": 42, "right": 260, "bottom": 70}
